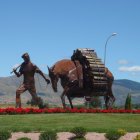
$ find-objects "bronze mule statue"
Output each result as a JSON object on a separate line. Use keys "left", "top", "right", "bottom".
{"left": 48, "top": 59, "right": 115, "bottom": 109}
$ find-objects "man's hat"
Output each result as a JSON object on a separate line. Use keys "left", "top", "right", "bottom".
{"left": 22, "top": 53, "right": 29, "bottom": 59}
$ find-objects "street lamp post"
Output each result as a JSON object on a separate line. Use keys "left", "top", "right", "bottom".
{"left": 104, "top": 33, "right": 117, "bottom": 66}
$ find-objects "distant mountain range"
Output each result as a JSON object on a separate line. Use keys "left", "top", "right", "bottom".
{"left": 113, "top": 79, "right": 140, "bottom": 106}
{"left": 0, "top": 75, "right": 140, "bottom": 107}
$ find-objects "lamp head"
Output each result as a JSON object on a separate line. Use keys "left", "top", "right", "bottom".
{"left": 112, "top": 33, "right": 117, "bottom": 36}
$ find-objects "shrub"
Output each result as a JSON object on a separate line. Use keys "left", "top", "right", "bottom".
{"left": 26, "top": 97, "right": 49, "bottom": 109}
{"left": 17, "top": 138, "right": 31, "bottom": 140}
{"left": 90, "top": 97, "right": 102, "bottom": 108}
{"left": 105, "top": 129, "right": 127, "bottom": 140}
{"left": 134, "top": 134, "right": 140, "bottom": 140}
{"left": 0, "top": 131, "right": 11, "bottom": 140}
{"left": 39, "top": 130, "right": 57, "bottom": 140}
{"left": 105, "top": 131, "right": 121, "bottom": 140}
{"left": 71, "top": 127, "right": 87, "bottom": 138}
{"left": 117, "top": 129, "right": 127, "bottom": 136}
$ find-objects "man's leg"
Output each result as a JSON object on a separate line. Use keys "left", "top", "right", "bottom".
{"left": 28, "top": 85, "right": 37, "bottom": 100}
{"left": 16, "top": 84, "right": 27, "bottom": 108}
{"left": 28, "top": 86, "right": 45, "bottom": 108}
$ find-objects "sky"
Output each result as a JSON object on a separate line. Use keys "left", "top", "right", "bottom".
{"left": 0, "top": 0, "right": 140, "bottom": 82}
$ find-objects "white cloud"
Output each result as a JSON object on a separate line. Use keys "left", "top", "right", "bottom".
{"left": 119, "top": 66, "right": 140, "bottom": 72}
{"left": 118, "top": 60, "right": 128, "bottom": 65}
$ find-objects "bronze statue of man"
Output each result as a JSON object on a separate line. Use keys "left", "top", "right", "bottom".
{"left": 13, "top": 53, "right": 50, "bottom": 108}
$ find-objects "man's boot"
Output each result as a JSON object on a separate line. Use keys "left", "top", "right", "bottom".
{"left": 16, "top": 98, "right": 21, "bottom": 108}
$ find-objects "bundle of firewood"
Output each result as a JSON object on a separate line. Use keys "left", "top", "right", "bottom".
{"left": 71, "top": 48, "right": 108, "bottom": 90}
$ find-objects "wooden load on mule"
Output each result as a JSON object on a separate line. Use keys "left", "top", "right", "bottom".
{"left": 71, "top": 48, "right": 108, "bottom": 94}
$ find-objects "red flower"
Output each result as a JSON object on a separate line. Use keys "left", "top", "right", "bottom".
{"left": 0, "top": 107, "right": 140, "bottom": 115}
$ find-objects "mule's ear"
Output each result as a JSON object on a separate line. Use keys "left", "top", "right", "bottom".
{"left": 47, "top": 66, "right": 50, "bottom": 72}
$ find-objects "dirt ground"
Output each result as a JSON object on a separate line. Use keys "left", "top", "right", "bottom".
{"left": 8, "top": 132, "right": 140, "bottom": 140}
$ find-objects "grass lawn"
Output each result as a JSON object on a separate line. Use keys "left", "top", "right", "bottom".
{"left": 0, "top": 113, "right": 140, "bottom": 132}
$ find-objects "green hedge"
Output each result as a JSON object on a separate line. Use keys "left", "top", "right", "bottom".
{"left": 39, "top": 130, "right": 57, "bottom": 140}
{"left": 0, "top": 131, "right": 11, "bottom": 140}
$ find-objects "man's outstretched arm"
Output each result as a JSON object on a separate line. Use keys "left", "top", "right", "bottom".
{"left": 36, "top": 68, "right": 50, "bottom": 84}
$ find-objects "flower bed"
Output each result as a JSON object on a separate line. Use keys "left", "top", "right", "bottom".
{"left": 0, "top": 107, "right": 140, "bottom": 115}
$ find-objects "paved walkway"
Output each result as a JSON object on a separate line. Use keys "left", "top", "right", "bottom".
{"left": 8, "top": 132, "right": 140, "bottom": 140}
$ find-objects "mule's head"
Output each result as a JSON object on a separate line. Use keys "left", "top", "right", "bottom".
{"left": 48, "top": 66, "right": 58, "bottom": 92}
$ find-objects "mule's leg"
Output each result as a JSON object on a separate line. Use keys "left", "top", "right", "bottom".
{"left": 104, "top": 95, "right": 110, "bottom": 109}
{"left": 109, "top": 90, "right": 115, "bottom": 107}
{"left": 61, "top": 88, "right": 69, "bottom": 108}
{"left": 67, "top": 95, "right": 73, "bottom": 109}
{"left": 66, "top": 81, "right": 79, "bottom": 109}
{"left": 104, "top": 77, "right": 115, "bottom": 109}
{"left": 104, "top": 91, "right": 115, "bottom": 109}
{"left": 61, "top": 86, "right": 71, "bottom": 108}
{"left": 61, "top": 92, "right": 66, "bottom": 108}
{"left": 107, "top": 82, "right": 115, "bottom": 109}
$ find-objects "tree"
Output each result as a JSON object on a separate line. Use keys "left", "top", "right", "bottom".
{"left": 125, "top": 93, "right": 132, "bottom": 110}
